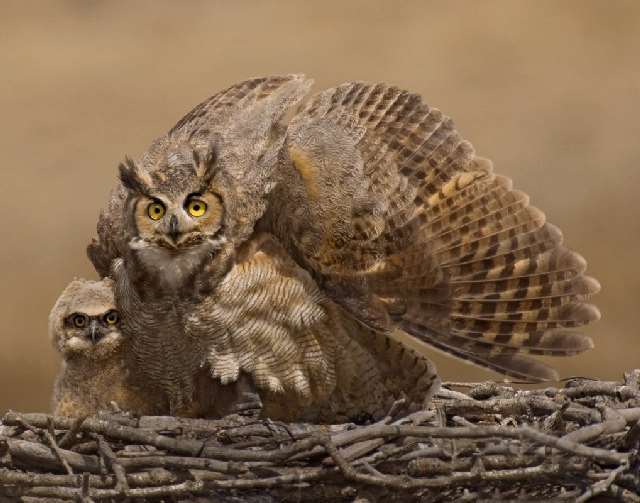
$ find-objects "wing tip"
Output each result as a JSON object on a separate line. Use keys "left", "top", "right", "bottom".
{"left": 582, "top": 276, "right": 601, "bottom": 296}
{"left": 559, "top": 248, "right": 588, "bottom": 274}
{"left": 472, "top": 156, "right": 494, "bottom": 174}
{"left": 540, "top": 330, "right": 595, "bottom": 353}
{"left": 583, "top": 303, "right": 601, "bottom": 323}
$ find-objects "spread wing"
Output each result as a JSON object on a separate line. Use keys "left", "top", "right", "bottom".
{"left": 268, "top": 81, "right": 600, "bottom": 381}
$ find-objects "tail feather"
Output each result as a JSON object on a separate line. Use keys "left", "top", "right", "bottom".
{"left": 401, "top": 326, "right": 561, "bottom": 381}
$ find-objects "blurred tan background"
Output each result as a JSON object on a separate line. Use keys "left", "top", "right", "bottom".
{"left": 0, "top": 0, "right": 638, "bottom": 413}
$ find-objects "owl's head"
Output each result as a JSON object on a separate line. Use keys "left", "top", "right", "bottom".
{"left": 119, "top": 146, "right": 225, "bottom": 251}
{"left": 49, "top": 278, "right": 123, "bottom": 361}
{"left": 117, "top": 144, "right": 234, "bottom": 292}
{"left": 113, "top": 76, "right": 314, "bottom": 290}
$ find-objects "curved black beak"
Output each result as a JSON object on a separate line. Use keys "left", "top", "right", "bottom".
{"left": 89, "top": 320, "right": 105, "bottom": 344}
{"left": 168, "top": 214, "right": 180, "bottom": 243}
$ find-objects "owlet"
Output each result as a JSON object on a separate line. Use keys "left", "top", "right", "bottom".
{"left": 50, "top": 278, "right": 165, "bottom": 417}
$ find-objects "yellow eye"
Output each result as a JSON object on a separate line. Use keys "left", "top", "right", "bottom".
{"left": 72, "top": 314, "right": 88, "bottom": 328}
{"left": 186, "top": 199, "right": 207, "bottom": 218}
{"left": 104, "top": 311, "right": 119, "bottom": 325}
{"left": 147, "top": 202, "right": 166, "bottom": 221}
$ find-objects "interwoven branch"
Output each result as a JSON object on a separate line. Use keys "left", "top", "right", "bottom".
{"left": 1, "top": 370, "right": 639, "bottom": 502}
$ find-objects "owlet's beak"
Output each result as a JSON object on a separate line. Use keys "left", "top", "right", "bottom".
{"left": 88, "top": 320, "right": 106, "bottom": 344}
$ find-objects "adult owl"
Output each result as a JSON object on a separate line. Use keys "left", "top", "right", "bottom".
{"left": 88, "top": 74, "right": 599, "bottom": 420}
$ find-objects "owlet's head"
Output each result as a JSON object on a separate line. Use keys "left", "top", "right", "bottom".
{"left": 49, "top": 278, "right": 123, "bottom": 361}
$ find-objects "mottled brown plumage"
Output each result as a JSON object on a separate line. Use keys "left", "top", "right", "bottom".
{"left": 268, "top": 81, "right": 600, "bottom": 381}
{"left": 88, "top": 75, "right": 598, "bottom": 421}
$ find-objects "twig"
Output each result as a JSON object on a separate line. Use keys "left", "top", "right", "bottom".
{"left": 91, "top": 433, "right": 129, "bottom": 495}
{"left": 58, "top": 416, "right": 87, "bottom": 449}
{"left": 576, "top": 460, "right": 630, "bottom": 502}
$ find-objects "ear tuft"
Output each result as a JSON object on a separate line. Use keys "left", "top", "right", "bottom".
{"left": 118, "top": 157, "right": 148, "bottom": 194}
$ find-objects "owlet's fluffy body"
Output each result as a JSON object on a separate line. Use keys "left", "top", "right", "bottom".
{"left": 50, "top": 278, "right": 166, "bottom": 417}
{"left": 87, "top": 75, "right": 599, "bottom": 422}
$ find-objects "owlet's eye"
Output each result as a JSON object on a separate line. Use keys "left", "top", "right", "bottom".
{"left": 186, "top": 199, "right": 207, "bottom": 218}
{"left": 71, "top": 314, "right": 88, "bottom": 328}
{"left": 147, "top": 201, "right": 166, "bottom": 221}
{"left": 103, "top": 310, "right": 119, "bottom": 325}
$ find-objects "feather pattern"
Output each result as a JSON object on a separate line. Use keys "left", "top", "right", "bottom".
{"left": 91, "top": 76, "right": 601, "bottom": 425}
{"left": 269, "top": 81, "right": 600, "bottom": 381}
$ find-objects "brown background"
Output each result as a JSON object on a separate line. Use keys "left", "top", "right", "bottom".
{"left": 0, "top": 0, "right": 638, "bottom": 413}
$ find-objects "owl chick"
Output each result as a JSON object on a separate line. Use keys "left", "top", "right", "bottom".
{"left": 87, "top": 75, "right": 599, "bottom": 421}
{"left": 50, "top": 278, "right": 166, "bottom": 417}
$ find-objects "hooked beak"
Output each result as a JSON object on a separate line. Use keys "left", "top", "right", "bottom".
{"left": 168, "top": 214, "right": 181, "bottom": 244}
{"left": 89, "top": 320, "right": 104, "bottom": 344}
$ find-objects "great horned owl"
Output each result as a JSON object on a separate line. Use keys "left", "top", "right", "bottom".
{"left": 88, "top": 75, "right": 599, "bottom": 420}
{"left": 50, "top": 278, "right": 166, "bottom": 417}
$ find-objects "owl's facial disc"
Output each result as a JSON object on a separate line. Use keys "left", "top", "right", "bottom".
{"left": 62, "top": 310, "right": 123, "bottom": 359}
{"left": 134, "top": 191, "right": 223, "bottom": 250}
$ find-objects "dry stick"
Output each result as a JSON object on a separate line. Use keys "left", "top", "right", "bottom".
{"left": 562, "top": 406, "right": 628, "bottom": 444}
{"left": 575, "top": 460, "right": 630, "bottom": 503}
{"left": 516, "top": 425, "right": 628, "bottom": 464}
{"left": 407, "top": 452, "right": 568, "bottom": 477}
{"left": 58, "top": 416, "right": 87, "bottom": 449}
{"left": 7, "top": 438, "right": 102, "bottom": 473}
{"left": 118, "top": 455, "right": 250, "bottom": 474}
{"left": 444, "top": 395, "right": 599, "bottom": 424}
{"left": 562, "top": 381, "right": 639, "bottom": 401}
{"left": 382, "top": 398, "right": 407, "bottom": 422}
{"left": 80, "top": 472, "right": 92, "bottom": 503}
{"left": 45, "top": 418, "right": 75, "bottom": 479}
{"left": 199, "top": 467, "right": 331, "bottom": 488}
{"left": 436, "top": 387, "right": 473, "bottom": 401}
{"left": 354, "top": 439, "right": 420, "bottom": 469}
{"left": 3, "top": 480, "right": 204, "bottom": 501}
{"left": 92, "top": 433, "right": 129, "bottom": 495}
{"left": 0, "top": 467, "right": 178, "bottom": 489}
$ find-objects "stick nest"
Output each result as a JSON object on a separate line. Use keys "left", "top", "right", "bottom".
{"left": 2, "top": 371, "right": 640, "bottom": 502}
